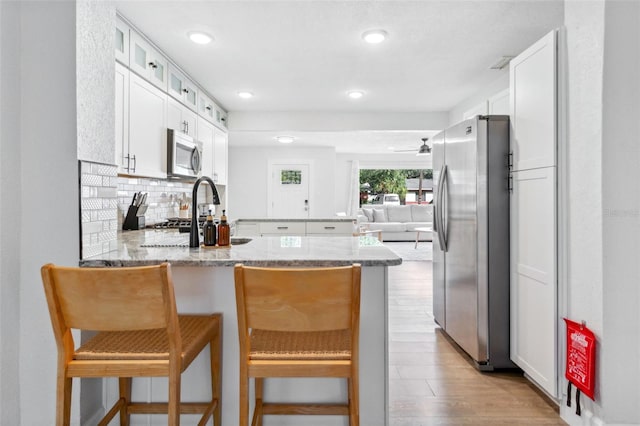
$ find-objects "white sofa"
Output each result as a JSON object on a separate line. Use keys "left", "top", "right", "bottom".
{"left": 358, "top": 204, "right": 433, "bottom": 242}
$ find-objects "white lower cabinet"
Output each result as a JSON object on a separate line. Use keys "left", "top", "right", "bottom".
{"left": 510, "top": 166, "right": 557, "bottom": 396}
{"left": 235, "top": 221, "right": 354, "bottom": 237}
{"left": 306, "top": 222, "right": 354, "bottom": 235}
{"left": 259, "top": 222, "right": 306, "bottom": 236}
{"left": 235, "top": 222, "right": 260, "bottom": 237}
{"left": 127, "top": 72, "right": 167, "bottom": 178}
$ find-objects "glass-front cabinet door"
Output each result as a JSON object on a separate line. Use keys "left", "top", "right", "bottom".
{"left": 168, "top": 64, "right": 198, "bottom": 112}
{"left": 115, "top": 17, "right": 129, "bottom": 65}
{"left": 129, "top": 31, "right": 167, "bottom": 91}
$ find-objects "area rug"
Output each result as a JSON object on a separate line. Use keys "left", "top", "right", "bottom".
{"left": 383, "top": 241, "right": 432, "bottom": 261}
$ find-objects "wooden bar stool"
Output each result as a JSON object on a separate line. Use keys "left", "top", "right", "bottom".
{"left": 41, "top": 262, "right": 222, "bottom": 426}
{"left": 234, "top": 263, "right": 361, "bottom": 426}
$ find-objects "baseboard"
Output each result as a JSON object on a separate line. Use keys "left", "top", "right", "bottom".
{"left": 561, "top": 405, "right": 605, "bottom": 426}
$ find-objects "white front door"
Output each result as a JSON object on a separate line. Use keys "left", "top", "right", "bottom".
{"left": 270, "top": 163, "right": 310, "bottom": 218}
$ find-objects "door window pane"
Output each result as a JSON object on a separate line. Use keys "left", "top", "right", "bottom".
{"left": 281, "top": 170, "right": 302, "bottom": 185}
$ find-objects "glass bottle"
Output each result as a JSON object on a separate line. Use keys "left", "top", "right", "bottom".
{"left": 203, "top": 211, "right": 217, "bottom": 246}
{"left": 218, "top": 210, "right": 230, "bottom": 246}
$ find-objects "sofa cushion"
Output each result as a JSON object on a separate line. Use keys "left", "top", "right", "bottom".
{"left": 371, "top": 222, "right": 406, "bottom": 232}
{"left": 405, "top": 222, "right": 432, "bottom": 231}
{"left": 362, "top": 208, "right": 374, "bottom": 222}
{"left": 372, "top": 209, "right": 387, "bottom": 222}
{"left": 386, "top": 205, "right": 413, "bottom": 223}
{"left": 411, "top": 205, "right": 432, "bottom": 222}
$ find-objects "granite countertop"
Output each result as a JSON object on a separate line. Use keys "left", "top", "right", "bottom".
{"left": 80, "top": 230, "right": 402, "bottom": 268}
{"left": 236, "top": 218, "right": 355, "bottom": 222}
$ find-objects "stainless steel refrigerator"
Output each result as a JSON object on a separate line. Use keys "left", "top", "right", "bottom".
{"left": 432, "top": 115, "right": 514, "bottom": 370}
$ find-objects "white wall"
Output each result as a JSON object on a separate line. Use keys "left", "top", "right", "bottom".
{"left": 561, "top": 2, "right": 606, "bottom": 423}
{"left": 11, "top": 3, "right": 81, "bottom": 425}
{"left": 0, "top": 2, "right": 22, "bottom": 424}
{"left": 229, "top": 111, "right": 449, "bottom": 132}
{"left": 228, "top": 145, "right": 337, "bottom": 218}
{"left": 600, "top": 0, "right": 640, "bottom": 423}
{"left": 448, "top": 71, "right": 509, "bottom": 126}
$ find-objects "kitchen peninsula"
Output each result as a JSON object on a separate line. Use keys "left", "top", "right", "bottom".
{"left": 81, "top": 230, "right": 401, "bottom": 426}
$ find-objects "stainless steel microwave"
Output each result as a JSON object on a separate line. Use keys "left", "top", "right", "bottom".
{"left": 167, "top": 129, "right": 202, "bottom": 178}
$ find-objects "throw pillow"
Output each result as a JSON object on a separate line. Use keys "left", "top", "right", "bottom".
{"left": 362, "top": 208, "right": 374, "bottom": 222}
{"left": 372, "top": 209, "right": 387, "bottom": 223}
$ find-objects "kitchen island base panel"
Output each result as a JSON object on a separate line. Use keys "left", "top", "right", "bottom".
{"left": 102, "top": 265, "right": 388, "bottom": 426}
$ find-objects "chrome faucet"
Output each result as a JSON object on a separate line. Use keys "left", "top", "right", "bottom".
{"left": 190, "top": 176, "right": 221, "bottom": 247}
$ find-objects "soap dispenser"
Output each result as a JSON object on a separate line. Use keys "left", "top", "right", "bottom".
{"left": 202, "top": 210, "right": 217, "bottom": 246}
{"left": 217, "top": 210, "right": 230, "bottom": 246}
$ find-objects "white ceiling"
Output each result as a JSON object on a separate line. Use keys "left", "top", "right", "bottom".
{"left": 115, "top": 0, "right": 564, "bottom": 154}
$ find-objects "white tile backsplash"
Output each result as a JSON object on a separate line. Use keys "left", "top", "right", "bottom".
{"left": 79, "top": 160, "right": 117, "bottom": 259}
{"left": 79, "top": 160, "right": 225, "bottom": 258}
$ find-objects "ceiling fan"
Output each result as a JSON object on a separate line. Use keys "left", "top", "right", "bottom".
{"left": 392, "top": 137, "right": 431, "bottom": 155}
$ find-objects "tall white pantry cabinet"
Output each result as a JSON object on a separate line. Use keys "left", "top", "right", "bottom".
{"left": 509, "top": 30, "right": 558, "bottom": 398}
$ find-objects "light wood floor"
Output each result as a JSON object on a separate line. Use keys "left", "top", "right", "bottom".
{"left": 388, "top": 259, "right": 566, "bottom": 425}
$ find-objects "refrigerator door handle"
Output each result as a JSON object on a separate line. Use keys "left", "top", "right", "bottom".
{"left": 441, "top": 164, "right": 449, "bottom": 251}
{"left": 436, "top": 164, "right": 448, "bottom": 251}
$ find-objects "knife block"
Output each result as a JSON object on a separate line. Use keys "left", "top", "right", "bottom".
{"left": 122, "top": 204, "right": 147, "bottom": 230}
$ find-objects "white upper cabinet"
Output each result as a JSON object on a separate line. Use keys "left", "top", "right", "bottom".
{"left": 198, "top": 93, "right": 216, "bottom": 124}
{"left": 198, "top": 117, "right": 215, "bottom": 179}
{"left": 168, "top": 64, "right": 198, "bottom": 111}
{"left": 508, "top": 29, "right": 558, "bottom": 398}
{"left": 213, "top": 126, "right": 228, "bottom": 185}
{"left": 114, "top": 13, "right": 229, "bottom": 179}
{"left": 115, "top": 63, "right": 129, "bottom": 171}
{"left": 128, "top": 72, "right": 167, "bottom": 178}
{"left": 215, "top": 106, "right": 228, "bottom": 129}
{"left": 167, "top": 96, "right": 197, "bottom": 139}
{"left": 510, "top": 30, "right": 557, "bottom": 171}
{"left": 129, "top": 31, "right": 168, "bottom": 91}
{"left": 115, "top": 17, "right": 129, "bottom": 65}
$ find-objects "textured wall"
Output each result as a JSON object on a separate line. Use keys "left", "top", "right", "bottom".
{"left": 77, "top": 1, "right": 115, "bottom": 164}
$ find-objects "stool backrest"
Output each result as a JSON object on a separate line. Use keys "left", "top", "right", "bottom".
{"left": 41, "top": 263, "right": 177, "bottom": 332}
{"left": 234, "top": 264, "right": 361, "bottom": 332}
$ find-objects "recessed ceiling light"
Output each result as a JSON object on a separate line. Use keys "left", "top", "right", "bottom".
{"left": 237, "top": 91, "right": 254, "bottom": 99}
{"left": 347, "top": 90, "right": 364, "bottom": 99}
{"left": 362, "top": 29, "right": 388, "bottom": 44}
{"left": 275, "top": 135, "right": 295, "bottom": 144}
{"left": 188, "top": 31, "right": 213, "bottom": 45}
